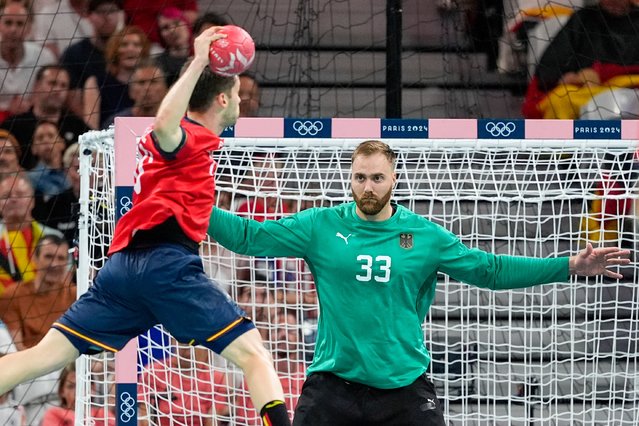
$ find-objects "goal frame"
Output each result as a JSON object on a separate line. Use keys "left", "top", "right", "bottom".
{"left": 76, "top": 117, "right": 639, "bottom": 426}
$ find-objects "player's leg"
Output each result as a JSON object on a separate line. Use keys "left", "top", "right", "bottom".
{"left": 146, "top": 245, "right": 290, "bottom": 425}
{"left": 0, "top": 250, "right": 156, "bottom": 395}
{"left": 0, "top": 328, "right": 78, "bottom": 395}
{"left": 219, "top": 328, "right": 285, "bottom": 409}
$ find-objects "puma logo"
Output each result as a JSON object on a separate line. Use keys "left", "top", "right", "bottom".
{"left": 336, "top": 232, "right": 352, "bottom": 244}
{"left": 417, "top": 388, "right": 438, "bottom": 412}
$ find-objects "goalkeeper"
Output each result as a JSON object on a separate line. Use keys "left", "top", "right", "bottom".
{"left": 0, "top": 27, "right": 292, "bottom": 426}
{"left": 207, "top": 139, "right": 630, "bottom": 426}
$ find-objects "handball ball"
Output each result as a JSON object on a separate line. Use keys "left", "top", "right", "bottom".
{"left": 209, "top": 25, "right": 256, "bottom": 77}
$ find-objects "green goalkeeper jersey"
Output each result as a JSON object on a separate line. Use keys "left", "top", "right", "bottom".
{"left": 209, "top": 202, "right": 569, "bottom": 389}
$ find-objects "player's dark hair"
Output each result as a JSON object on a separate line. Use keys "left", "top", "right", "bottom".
{"left": 193, "top": 12, "right": 229, "bottom": 36}
{"left": 35, "top": 234, "right": 69, "bottom": 257}
{"left": 188, "top": 67, "right": 236, "bottom": 113}
{"left": 351, "top": 140, "right": 397, "bottom": 169}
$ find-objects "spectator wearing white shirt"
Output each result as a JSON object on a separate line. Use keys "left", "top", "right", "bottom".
{"left": 0, "top": 323, "right": 26, "bottom": 426}
{"left": 0, "top": 2, "right": 55, "bottom": 121}
{"left": 33, "top": 0, "right": 93, "bottom": 59}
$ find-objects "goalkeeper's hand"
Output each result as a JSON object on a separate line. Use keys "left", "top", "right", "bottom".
{"left": 569, "top": 243, "right": 631, "bottom": 279}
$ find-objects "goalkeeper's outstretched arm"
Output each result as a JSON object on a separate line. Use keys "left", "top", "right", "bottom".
{"left": 208, "top": 207, "right": 311, "bottom": 258}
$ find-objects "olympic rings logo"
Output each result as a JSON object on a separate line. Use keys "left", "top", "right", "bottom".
{"left": 485, "top": 121, "right": 516, "bottom": 137}
{"left": 119, "top": 392, "right": 136, "bottom": 423}
{"left": 119, "top": 196, "right": 133, "bottom": 216}
{"left": 292, "top": 120, "right": 324, "bottom": 136}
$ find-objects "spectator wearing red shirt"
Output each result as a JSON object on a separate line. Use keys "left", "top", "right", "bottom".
{"left": 124, "top": 0, "right": 197, "bottom": 44}
{"left": 138, "top": 343, "right": 230, "bottom": 426}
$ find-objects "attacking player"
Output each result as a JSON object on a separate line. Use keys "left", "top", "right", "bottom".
{"left": 0, "top": 27, "right": 291, "bottom": 426}
{"left": 207, "top": 139, "right": 631, "bottom": 425}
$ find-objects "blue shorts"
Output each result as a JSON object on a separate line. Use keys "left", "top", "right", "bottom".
{"left": 53, "top": 244, "right": 254, "bottom": 355}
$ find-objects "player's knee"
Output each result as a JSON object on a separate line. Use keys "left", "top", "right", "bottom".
{"left": 222, "top": 329, "right": 273, "bottom": 369}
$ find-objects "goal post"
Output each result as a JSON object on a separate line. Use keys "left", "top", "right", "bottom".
{"left": 77, "top": 117, "right": 639, "bottom": 425}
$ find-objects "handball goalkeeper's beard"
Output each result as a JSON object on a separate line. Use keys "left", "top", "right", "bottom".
{"left": 352, "top": 188, "right": 392, "bottom": 216}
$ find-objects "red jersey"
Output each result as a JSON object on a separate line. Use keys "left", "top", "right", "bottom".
{"left": 109, "top": 118, "right": 222, "bottom": 254}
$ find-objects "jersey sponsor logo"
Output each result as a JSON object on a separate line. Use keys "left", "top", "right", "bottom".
{"left": 336, "top": 232, "right": 352, "bottom": 244}
{"left": 399, "top": 233, "right": 413, "bottom": 249}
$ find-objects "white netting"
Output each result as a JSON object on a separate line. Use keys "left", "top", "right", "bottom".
{"left": 78, "top": 132, "right": 639, "bottom": 425}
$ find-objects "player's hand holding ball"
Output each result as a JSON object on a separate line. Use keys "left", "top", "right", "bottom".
{"left": 208, "top": 25, "right": 256, "bottom": 76}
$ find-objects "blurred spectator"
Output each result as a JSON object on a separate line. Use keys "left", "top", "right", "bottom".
{"left": 83, "top": 25, "right": 150, "bottom": 128}
{"left": 0, "top": 130, "right": 23, "bottom": 181}
{"left": 497, "top": 1, "right": 578, "bottom": 76}
{"left": 28, "top": 121, "right": 70, "bottom": 198}
{"left": 239, "top": 72, "right": 261, "bottom": 117}
{"left": 60, "top": 0, "right": 124, "bottom": 118}
{"left": 236, "top": 154, "right": 288, "bottom": 221}
{"left": 523, "top": 0, "right": 639, "bottom": 119}
{"left": 41, "top": 362, "right": 115, "bottom": 426}
{"left": 0, "top": 234, "right": 74, "bottom": 350}
{"left": 0, "top": 174, "right": 64, "bottom": 293}
{"left": 105, "top": 61, "right": 168, "bottom": 124}
{"left": 0, "top": 64, "right": 89, "bottom": 169}
{"left": 0, "top": 2, "right": 56, "bottom": 121}
{"left": 200, "top": 241, "right": 234, "bottom": 294}
{"left": 235, "top": 156, "right": 289, "bottom": 287}
{"left": 236, "top": 285, "right": 277, "bottom": 332}
{"left": 0, "top": 324, "right": 26, "bottom": 426}
{"left": 155, "top": 7, "right": 192, "bottom": 87}
{"left": 138, "top": 342, "right": 230, "bottom": 426}
{"left": 123, "top": 0, "right": 197, "bottom": 44}
{"left": 192, "top": 11, "right": 228, "bottom": 37}
{"left": 33, "top": 143, "right": 79, "bottom": 245}
{"left": 33, "top": 0, "right": 93, "bottom": 59}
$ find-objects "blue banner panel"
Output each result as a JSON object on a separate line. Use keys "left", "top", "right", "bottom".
{"left": 115, "top": 186, "right": 134, "bottom": 222}
{"left": 381, "top": 119, "right": 429, "bottom": 138}
{"left": 220, "top": 125, "right": 235, "bottom": 138}
{"left": 284, "top": 118, "right": 332, "bottom": 138}
{"left": 116, "top": 383, "right": 137, "bottom": 426}
{"left": 573, "top": 120, "right": 621, "bottom": 139}
{"left": 478, "top": 119, "right": 524, "bottom": 139}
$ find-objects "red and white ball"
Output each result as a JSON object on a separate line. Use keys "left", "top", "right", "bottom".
{"left": 209, "top": 25, "right": 256, "bottom": 76}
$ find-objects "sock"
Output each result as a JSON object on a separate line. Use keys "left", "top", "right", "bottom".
{"left": 259, "top": 400, "right": 291, "bottom": 426}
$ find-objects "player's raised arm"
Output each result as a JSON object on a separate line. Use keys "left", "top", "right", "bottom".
{"left": 208, "top": 207, "right": 312, "bottom": 258}
{"left": 153, "top": 27, "right": 226, "bottom": 152}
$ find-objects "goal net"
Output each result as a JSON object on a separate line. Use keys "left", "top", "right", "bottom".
{"left": 77, "top": 117, "right": 639, "bottom": 426}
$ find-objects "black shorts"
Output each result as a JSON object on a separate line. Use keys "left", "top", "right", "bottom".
{"left": 293, "top": 372, "right": 446, "bottom": 426}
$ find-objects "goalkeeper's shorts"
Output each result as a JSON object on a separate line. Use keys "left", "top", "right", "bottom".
{"left": 53, "top": 243, "right": 254, "bottom": 355}
{"left": 293, "top": 372, "right": 446, "bottom": 426}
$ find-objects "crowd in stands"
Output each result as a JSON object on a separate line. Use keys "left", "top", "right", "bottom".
{"left": 0, "top": 0, "right": 634, "bottom": 424}
{"left": 0, "top": 0, "right": 286, "bottom": 423}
